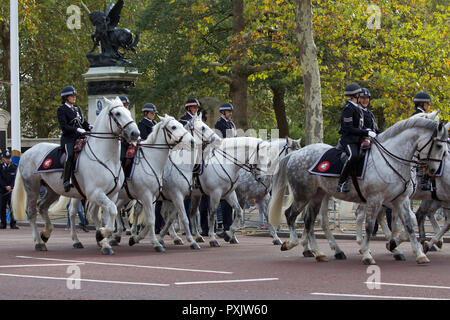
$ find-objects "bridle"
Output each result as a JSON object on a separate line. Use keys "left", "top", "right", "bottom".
{"left": 416, "top": 127, "right": 448, "bottom": 163}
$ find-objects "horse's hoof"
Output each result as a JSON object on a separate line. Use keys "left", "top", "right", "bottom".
{"left": 229, "top": 236, "right": 239, "bottom": 244}
{"left": 114, "top": 235, "right": 121, "bottom": 243}
{"left": 109, "top": 239, "right": 119, "bottom": 247}
{"left": 129, "top": 237, "right": 136, "bottom": 246}
{"left": 437, "top": 241, "right": 443, "bottom": 249}
{"left": 190, "top": 243, "right": 201, "bottom": 250}
{"left": 388, "top": 239, "right": 397, "bottom": 251}
{"left": 154, "top": 246, "right": 165, "bottom": 253}
{"left": 272, "top": 239, "right": 282, "bottom": 246}
{"left": 315, "top": 255, "right": 328, "bottom": 262}
{"left": 73, "top": 242, "right": 84, "bottom": 249}
{"left": 35, "top": 243, "right": 48, "bottom": 251}
{"left": 429, "top": 245, "right": 438, "bottom": 252}
{"left": 417, "top": 256, "right": 430, "bottom": 264}
{"left": 126, "top": 231, "right": 131, "bottom": 236}
{"left": 40, "top": 232, "right": 49, "bottom": 243}
{"left": 101, "top": 247, "right": 114, "bottom": 255}
{"left": 393, "top": 254, "right": 406, "bottom": 261}
{"left": 196, "top": 236, "right": 205, "bottom": 243}
{"left": 362, "top": 258, "right": 376, "bottom": 265}
{"left": 96, "top": 230, "right": 104, "bottom": 243}
{"left": 302, "top": 250, "right": 314, "bottom": 257}
{"left": 281, "top": 242, "right": 289, "bottom": 251}
{"left": 209, "top": 240, "right": 220, "bottom": 247}
{"left": 173, "top": 239, "right": 183, "bottom": 245}
{"left": 223, "top": 233, "right": 231, "bottom": 242}
{"left": 334, "top": 252, "right": 347, "bottom": 260}
{"left": 359, "top": 249, "right": 364, "bottom": 255}
{"left": 422, "top": 243, "right": 430, "bottom": 254}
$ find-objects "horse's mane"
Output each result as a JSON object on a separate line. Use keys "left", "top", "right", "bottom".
{"left": 142, "top": 117, "right": 170, "bottom": 144}
{"left": 377, "top": 117, "right": 438, "bottom": 142}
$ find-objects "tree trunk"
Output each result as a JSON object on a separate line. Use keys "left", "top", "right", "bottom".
{"left": 296, "top": 0, "right": 323, "bottom": 145}
{"left": 0, "top": 21, "right": 11, "bottom": 113}
{"left": 270, "top": 85, "right": 289, "bottom": 138}
{"left": 230, "top": 0, "right": 248, "bottom": 130}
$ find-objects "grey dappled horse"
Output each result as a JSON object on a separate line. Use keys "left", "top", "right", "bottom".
{"left": 160, "top": 136, "right": 274, "bottom": 248}
{"left": 12, "top": 97, "right": 140, "bottom": 255}
{"left": 86, "top": 115, "right": 195, "bottom": 252}
{"left": 235, "top": 137, "right": 301, "bottom": 245}
{"left": 125, "top": 114, "right": 220, "bottom": 250}
{"left": 269, "top": 116, "right": 448, "bottom": 265}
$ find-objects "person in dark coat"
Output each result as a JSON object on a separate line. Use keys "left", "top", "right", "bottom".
{"left": 119, "top": 96, "right": 131, "bottom": 167}
{"left": 337, "top": 83, "right": 377, "bottom": 193}
{"left": 57, "top": 86, "right": 92, "bottom": 192}
{"left": 0, "top": 150, "right": 19, "bottom": 229}
{"left": 179, "top": 98, "right": 200, "bottom": 126}
{"left": 214, "top": 102, "right": 237, "bottom": 238}
{"left": 137, "top": 103, "right": 158, "bottom": 141}
{"left": 412, "top": 91, "right": 433, "bottom": 191}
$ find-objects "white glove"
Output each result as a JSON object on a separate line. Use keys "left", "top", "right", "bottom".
{"left": 368, "top": 130, "right": 377, "bottom": 138}
{"left": 77, "top": 128, "right": 86, "bottom": 134}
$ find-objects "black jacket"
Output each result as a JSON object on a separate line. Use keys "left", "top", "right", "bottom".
{"left": 363, "top": 107, "right": 380, "bottom": 133}
{"left": 339, "top": 100, "right": 369, "bottom": 146}
{"left": 138, "top": 118, "right": 157, "bottom": 141}
{"left": 57, "top": 103, "right": 91, "bottom": 146}
{"left": 215, "top": 117, "right": 236, "bottom": 139}
{"left": 179, "top": 112, "right": 195, "bottom": 127}
{"left": 0, "top": 162, "right": 17, "bottom": 194}
{"left": 412, "top": 108, "right": 425, "bottom": 116}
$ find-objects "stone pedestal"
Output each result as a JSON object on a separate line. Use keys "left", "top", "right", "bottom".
{"left": 82, "top": 66, "right": 140, "bottom": 123}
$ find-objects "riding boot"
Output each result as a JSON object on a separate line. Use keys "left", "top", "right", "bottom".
{"left": 63, "top": 160, "right": 74, "bottom": 192}
{"left": 337, "top": 160, "right": 351, "bottom": 193}
{"left": 420, "top": 174, "right": 432, "bottom": 191}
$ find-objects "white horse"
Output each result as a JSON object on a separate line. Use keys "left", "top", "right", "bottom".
{"left": 235, "top": 137, "right": 301, "bottom": 245}
{"left": 160, "top": 136, "right": 274, "bottom": 248}
{"left": 122, "top": 114, "right": 218, "bottom": 250}
{"left": 12, "top": 97, "right": 140, "bottom": 255}
{"left": 269, "top": 116, "right": 448, "bottom": 264}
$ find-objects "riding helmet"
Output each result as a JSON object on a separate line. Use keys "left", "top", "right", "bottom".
{"left": 360, "top": 88, "right": 371, "bottom": 98}
{"left": 119, "top": 96, "right": 130, "bottom": 105}
{"left": 185, "top": 98, "right": 201, "bottom": 111}
{"left": 219, "top": 102, "right": 234, "bottom": 113}
{"left": 413, "top": 91, "right": 431, "bottom": 103}
{"left": 344, "top": 83, "right": 362, "bottom": 96}
{"left": 142, "top": 103, "right": 158, "bottom": 113}
{"left": 60, "top": 86, "right": 77, "bottom": 97}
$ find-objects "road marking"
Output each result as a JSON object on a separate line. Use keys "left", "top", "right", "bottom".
{"left": 0, "top": 263, "right": 85, "bottom": 268}
{"left": 175, "top": 278, "right": 279, "bottom": 285}
{"left": 16, "top": 256, "right": 233, "bottom": 274}
{"left": 311, "top": 292, "right": 448, "bottom": 300}
{"left": 0, "top": 273, "right": 170, "bottom": 287}
{"left": 364, "top": 282, "right": 450, "bottom": 290}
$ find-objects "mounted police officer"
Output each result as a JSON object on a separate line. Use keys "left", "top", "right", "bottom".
{"left": 118, "top": 96, "right": 132, "bottom": 168}
{"left": 412, "top": 91, "right": 433, "bottom": 191}
{"left": 215, "top": 102, "right": 237, "bottom": 139}
{"left": 0, "top": 150, "right": 18, "bottom": 229}
{"left": 337, "top": 83, "right": 377, "bottom": 193}
{"left": 412, "top": 91, "right": 431, "bottom": 116}
{"left": 180, "top": 98, "right": 200, "bottom": 126}
{"left": 57, "top": 86, "right": 92, "bottom": 192}
{"left": 138, "top": 103, "right": 158, "bottom": 140}
{"left": 359, "top": 88, "right": 380, "bottom": 134}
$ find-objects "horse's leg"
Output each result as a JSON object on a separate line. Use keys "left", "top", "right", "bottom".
{"left": 181, "top": 196, "right": 200, "bottom": 249}
{"left": 208, "top": 194, "right": 221, "bottom": 247}
{"left": 23, "top": 180, "right": 47, "bottom": 251}
{"left": 319, "top": 197, "right": 346, "bottom": 260}
{"left": 359, "top": 202, "right": 381, "bottom": 265}
{"left": 303, "top": 196, "right": 328, "bottom": 262}
{"left": 223, "top": 192, "right": 243, "bottom": 244}
{"left": 424, "top": 206, "right": 450, "bottom": 253}
{"left": 394, "top": 200, "right": 429, "bottom": 264}
{"left": 111, "top": 199, "right": 126, "bottom": 245}
{"left": 130, "top": 200, "right": 143, "bottom": 237}
{"left": 67, "top": 198, "right": 84, "bottom": 249}
{"left": 260, "top": 195, "right": 282, "bottom": 245}
{"left": 141, "top": 196, "right": 165, "bottom": 252}
{"left": 281, "top": 200, "right": 308, "bottom": 251}
{"left": 36, "top": 188, "right": 59, "bottom": 245}
{"left": 355, "top": 204, "right": 365, "bottom": 246}
{"left": 94, "top": 193, "right": 118, "bottom": 255}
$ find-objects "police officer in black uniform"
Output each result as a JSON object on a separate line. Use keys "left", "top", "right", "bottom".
{"left": 214, "top": 102, "right": 237, "bottom": 238}
{"left": 57, "top": 86, "right": 92, "bottom": 192}
{"left": 180, "top": 98, "right": 200, "bottom": 126}
{"left": 119, "top": 96, "right": 131, "bottom": 167}
{"left": 0, "top": 150, "right": 19, "bottom": 229}
{"left": 337, "top": 83, "right": 377, "bottom": 193}
{"left": 412, "top": 91, "right": 433, "bottom": 191}
{"left": 138, "top": 103, "right": 158, "bottom": 140}
{"left": 412, "top": 91, "right": 431, "bottom": 116}
{"left": 359, "top": 88, "right": 380, "bottom": 134}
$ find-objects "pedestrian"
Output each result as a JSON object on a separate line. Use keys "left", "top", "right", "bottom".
{"left": 0, "top": 150, "right": 19, "bottom": 229}
{"left": 66, "top": 199, "right": 89, "bottom": 232}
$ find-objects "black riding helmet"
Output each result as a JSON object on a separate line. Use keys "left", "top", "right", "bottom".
{"left": 360, "top": 88, "right": 371, "bottom": 98}
{"left": 119, "top": 96, "right": 130, "bottom": 105}
{"left": 219, "top": 102, "right": 234, "bottom": 114}
{"left": 142, "top": 103, "right": 158, "bottom": 114}
{"left": 344, "top": 83, "right": 362, "bottom": 98}
{"left": 185, "top": 98, "right": 200, "bottom": 111}
{"left": 414, "top": 91, "right": 431, "bottom": 104}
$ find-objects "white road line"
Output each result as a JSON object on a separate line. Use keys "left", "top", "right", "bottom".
{"left": 311, "top": 292, "right": 448, "bottom": 300}
{"left": 364, "top": 282, "right": 450, "bottom": 290}
{"left": 0, "top": 263, "right": 85, "bottom": 268}
{"left": 0, "top": 273, "right": 170, "bottom": 287}
{"left": 16, "top": 256, "right": 233, "bottom": 274}
{"left": 175, "top": 278, "right": 279, "bottom": 285}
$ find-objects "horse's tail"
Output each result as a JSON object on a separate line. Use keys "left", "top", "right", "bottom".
{"left": 268, "top": 154, "right": 293, "bottom": 227}
{"left": 12, "top": 168, "right": 27, "bottom": 222}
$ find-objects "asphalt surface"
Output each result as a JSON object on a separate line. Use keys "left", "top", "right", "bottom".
{"left": 1, "top": 226, "right": 450, "bottom": 301}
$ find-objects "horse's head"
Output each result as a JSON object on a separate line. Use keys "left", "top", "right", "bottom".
{"left": 246, "top": 139, "right": 272, "bottom": 181}
{"left": 411, "top": 110, "right": 440, "bottom": 122}
{"left": 99, "top": 97, "right": 140, "bottom": 142}
{"left": 158, "top": 114, "right": 195, "bottom": 151}
{"left": 186, "top": 113, "right": 222, "bottom": 148}
{"left": 417, "top": 119, "right": 448, "bottom": 176}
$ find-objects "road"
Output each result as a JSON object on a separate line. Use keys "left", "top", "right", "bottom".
{"left": 1, "top": 226, "right": 450, "bottom": 301}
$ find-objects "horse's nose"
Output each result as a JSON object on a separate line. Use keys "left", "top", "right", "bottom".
{"left": 131, "top": 129, "right": 140, "bottom": 140}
